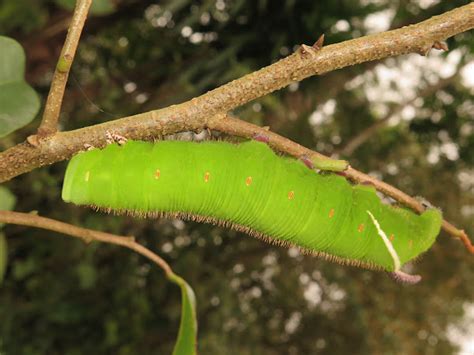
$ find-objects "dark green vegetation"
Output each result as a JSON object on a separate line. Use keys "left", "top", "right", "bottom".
{"left": 1, "top": 0, "right": 473, "bottom": 354}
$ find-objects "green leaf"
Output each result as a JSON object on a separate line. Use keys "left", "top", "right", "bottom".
{"left": 0, "top": 233, "right": 7, "bottom": 284}
{"left": 0, "top": 37, "right": 24, "bottom": 82}
{"left": 168, "top": 273, "right": 198, "bottom": 355}
{"left": 0, "top": 36, "right": 40, "bottom": 137}
{"left": 0, "top": 186, "right": 16, "bottom": 211}
{"left": 0, "top": 186, "right": 15, "bottom": 285}
{"left": 0, "top": 186, "right": 16, "bottom": 226}
{"left": 55, "top": 0, "right": 116, "bottom": 16}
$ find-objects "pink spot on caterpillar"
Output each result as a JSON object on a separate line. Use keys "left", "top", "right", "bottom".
{"left": 389, "top": 234, "right": 395, "bottom": 241}
{"left": 84, "top": 171, "right": 90, "bottom": 182}
{"left": 300, "top": 155, "right": 314, "bottom": 169}
{"left": 329, "top": 208, "right": 335, "bottom": 218}
{"left": 389, "top": 271, "right": 422, "bottom": 285}
{"left": 409, "top": 240, "right": 413, "bottom": 249}
{"left": 245, "top": 176, "right": 253, "bottom": 186}
{"left": 336, "top": 171, "right": 347, "bottom": 177}
{"left": 253, "top": 134, "right": 270, "bottom": 143}
{"left": 288, "top": 191, "right": 295, "bottom": 200}
{"left": 204, "top": 171, "right": 211, "bottom": 183}
{"left": 358, "top": 224, "right": 365, "bottom": 233}
{"left": 154, "top": 169, "right": 161, "bottom": 180}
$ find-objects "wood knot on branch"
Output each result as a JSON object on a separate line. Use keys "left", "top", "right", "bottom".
{"left": 298, "top": 44, "right": 319, "bottom": 58}
{"left": 432, "top": 41, "right": 449, "bottom": 51}
{"left": 418, "top": 40, "right": 450, "bottom": 56}
{"left": 298, "top": 34, "right": 325, "bottom": 57}
{"left": 26, "top": 135, "right": 41, "bottom": 147}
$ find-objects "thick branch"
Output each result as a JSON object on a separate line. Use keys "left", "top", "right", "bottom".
{"left": 207, "top": 115, "right": 474, "bottom": 254}
{"left": 1, "top": 4, "right": 473, "bottom": 181}
{"left": 0, "top": 210, "right": 174, "bottom": 276}
{"left": 38, "top": 0, "right": 92, "bottom": 136}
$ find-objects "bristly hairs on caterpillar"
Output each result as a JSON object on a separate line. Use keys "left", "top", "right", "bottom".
{"left": 83, "top": 203, "right": 383, "bottom": 272}
{"left": 164, "top": 132, "right": 195, "bottom": 141}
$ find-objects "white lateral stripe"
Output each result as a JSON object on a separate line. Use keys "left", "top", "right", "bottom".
{"left": 366, "top": 210, "right": 401, "bottom": 271}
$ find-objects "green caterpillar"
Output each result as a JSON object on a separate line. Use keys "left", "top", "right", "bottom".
{"left": 62, "top": 140, "right": 442, "bottom": 283}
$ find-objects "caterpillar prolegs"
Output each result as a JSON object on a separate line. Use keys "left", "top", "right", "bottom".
{"left": 62, "top": 140, "right": 442, "bottom": 282}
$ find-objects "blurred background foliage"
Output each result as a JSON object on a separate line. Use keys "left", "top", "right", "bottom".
{"left": 0, "top": 0, "right": 473, "bottom": 354}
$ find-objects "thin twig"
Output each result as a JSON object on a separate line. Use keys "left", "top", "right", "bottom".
{"left": 38, "top": 0, "right": 92, "bottom": 136}
{"left": 0, "top": 210, "right": 174, "bottom": 276}
{"left": 207, "top": 115, "right": 474, "bottom": 254}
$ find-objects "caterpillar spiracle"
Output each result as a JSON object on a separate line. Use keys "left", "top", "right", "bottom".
{"left": 62, "top": 140, "right": 442, "bottom": 283}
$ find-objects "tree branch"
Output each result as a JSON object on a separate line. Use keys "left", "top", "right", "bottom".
{"left": 37, "top": 0, "right": 92, "bottom": 136}
{"left": 2, "top": 3, "right": 472, "bottom": 181}
{"left": 0, "top": 210, "right": 174, "bottom": 276}
{"left": 0, "top": 5, "right": 472, "bottom": 252}
{"left": 207, "top": 115, "right": 474, "bottom": 254}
